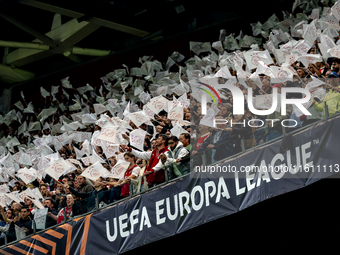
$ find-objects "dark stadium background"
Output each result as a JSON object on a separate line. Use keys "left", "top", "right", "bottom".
{"left": 1, "top": 0, "right": 339, "bottom": 253}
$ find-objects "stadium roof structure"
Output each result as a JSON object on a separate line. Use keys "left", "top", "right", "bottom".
{"left": 0, "top": 0, "right": 292, "bottom": 87}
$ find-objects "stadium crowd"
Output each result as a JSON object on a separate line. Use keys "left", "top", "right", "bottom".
{"left": 1, "top": 0, "right": 340, "bottom": 246}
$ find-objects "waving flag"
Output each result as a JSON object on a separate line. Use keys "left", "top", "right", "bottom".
{"left": 94, "top": 104, "right": 108, "bottom": 115}
{"left": 327, "top": 44, "right": 340, "bottom": 58}
{"left": 130, "top": 129, "right": 146, "bottom": 151}
{"left": 146, "top": 96, "right": 169, "bottom": 114}
{"left": 44, "top": 159, "right": 70, "bottom": 180}
{"left": 40, "top": 87, "right": 51, "bottom": 98}
{"left": 270, "top": 66, "right": 293, "bottom": 83}
{"left": 111, "top": 160, "right": 130, "bottom": 179}
{"left": 255, "top": 61, "right": 273, "bottom": 76}
{"left": 16, "top": 168, "right": 36, "bottom": 185}
{"left": 102, "top": 141, "right": 119, "bottom": 158}
{"left": 97, "top": 127, "right": 118, "bottom": 143}
{"left": 302, "top": 20, "right": 318, "bottom": 44}
{"left": 331, "top": 0, "right": 340, "bottom": 21}
{"left": 305, "top": 76, "right": 326, "bottom": 91}
{"left": 243, "top": 50, "right": 273, "bottom": 70}
{"left": 6, "top": 191, "right": 22, "bottom": 204}
{"left": 0, "top": 184, "right": 10, "bottom": 193}
{"left": 81, "top": 162, "right": 111, "bottom": 181}
{"left": 127, "top": 112, "right": 150, "bottom": 127}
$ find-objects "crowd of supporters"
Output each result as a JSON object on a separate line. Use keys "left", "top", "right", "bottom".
{"left": 1, "top": 0, "right": 340, "bottom": 246}
{"left": 0, "top": 88, "right": 192, "bottom": 244}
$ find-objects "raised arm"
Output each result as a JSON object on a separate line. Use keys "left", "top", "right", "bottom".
{"left": 120, "top": 144, "right": 152, "bottom": 161}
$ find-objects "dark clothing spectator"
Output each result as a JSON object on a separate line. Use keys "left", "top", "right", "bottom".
{"left": 77, "top": 183, "right": 94, "bottom": 193}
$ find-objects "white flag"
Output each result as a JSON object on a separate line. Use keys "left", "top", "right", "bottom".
{"left": 293, "top": 95, "right": 314, "bottom": 118}
{"left": 139, "top": 92, "right": 151, "bottom": 104}
{"left": 127, "top": 112, "right": 150, "bottom": 127}
{"left": 110, "top": 160, "right": 130, "bottom": 179}
{"left": 51, "top": 86, "right": 59, "bottom": 95}
{"left": 171, "top": 84, "right": 186, "bottom": 96}
{"left": 62, "top": 89, "right": 70, "bottom": 100}
{"left": 267, "top": 40, "right": 276, "bottom": 53}
{"left": 61, "top": 76, "right": 72, "bottom": 88}
{"left": 6, "top": 191, "right": 22, "bottom": 204}
{"left": 14, "top": 101, "right": 24, "bottom": 111}
{"left": 143, "top": 105, "right": 155, "bottom": 119}
{"left": 37, "top": 108, "right": 58, "bottom": 121}
{"left": 42, "top": 122, "right": 50, "bottom": 131}
{"left": 327, "top": 44, "right": 340, "bottom": 58}
{"left": 17, "top": 189, "right": 35, "bottom": 202}
{"left": 189, "top": 42, "right": 211, "bottom": 55}
{"left": 44, "top": 159, "right": 70, "bottom": 180}
{"left": 108, "top": 99, "right": 118, "bottom": 109}
{"left": 121, "top": 82, "right": 129, "bottom": 92}
{"left": 15, "top": 225, "right": 26, "bottom": 240}
{"left": 40, "top": 87, "right": 51, "bottom": 98}
{"left": 0, "top": 184, "right": 10, "bottom": 193}
{"left": 74, "top": 146, "right": 85, "bottom": 159}
{"left": 16, "top": 168, "right": 36, "bottom": 184}
{"left": 318, "top": 34, "right": 336, "bottom": 59}
{"left": 69, "top": 102, "right": 82, "bottom": 111}
{"left": 0, "top": 194, "right": 7, "bottom": 207}
{"left": 297, "top": 54, "right": 323, "bottom": 68}
{"left": 199, "top": 108, "right": 216, "bottom": 128}
{"left": 305, "top": 76, "right": 326, "bottom": 91}
{"left": 212, "top": 40, "right": 224, "bottom": 54}
{"left": 37, "top": 157, "right": 50, "bottom": 171}
{"left": 81, "top": 157, "right": 91, "bottom": 166}
{"left": 18, "top": 153, "right": 32, "bottom": 166}
{"left": 93, "top": 104, "right": 107, "bottom": 115}
{"left": 284, "top": 54, "right": 299, "bottom": 66}
{"left": 170, "top": 124, "right": 188, "bottom": 138}
{"left": 331, "top": 1, "right": 340, "bottom": 21}
{"left": 102, "top": 141, "right": 119, "bottom": 158}
{"left": 214, "top": 65, "right": 234, "bottom": 79}
{"left": 255, "top": 61, "right": 273, "bottom": 76}
{"left": 320, "top": 34, "right": 336, "bottom": 50}
{"left": 34, "top": 208, "right": 48, "bottom": 230}
{"left": 146, "top": 96, "right": 169, "bottom": 114}
{"left": 270, "top": 66, "right": 293, "bottom": 83}
{"left": 292, "top": 40, "right": 312, "bottom": 56}
{"left": 33, "top": 138, "right": 47, "bottom": 149}
{"left": 28, "top": 121, "right": 41, "bottom": 131}
{"left": 81, "top": 162, "right": 111, "bottom": 181}
{"left": 237, "top": 69, "right": 251, "bottom": 88}
{"left": 156, "top": 86, "right": 168, "bottom": 96}
{"left": 123, "top": 101, "right": 131, "bottom": 117}
{"left": 168, "top": 106, "right": 184, "bottom": 121}
{"left": 78, "top": 132, "right": 92, "bottom": 143}
{"left": 134, "top": 85, "right": 144, "bottom": 96}
{"left": 130, "top": 129, "right": 146, "bottom": 151}
{"left": 243, "top": 50, "right": 273, "bottom": 70}
{"left": 23, "top": 102, "right": 35, "bottom": 114}
{"left": 249, "top": 72, "right": 263, "bottom": 90}
{"left": 91, "top": 130, "right": 102, "bottom": 147}
{"left": 302, "top": 20, "right": 318, "bottom": 45}
{"left": 18, "top": 121, "right": 27, "bottom": 135}
{"left": 309, "top": 9, "right": 319, "bottom": 20}
{"left": 97, "top": 127, "right": 118, "bottom": 143}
